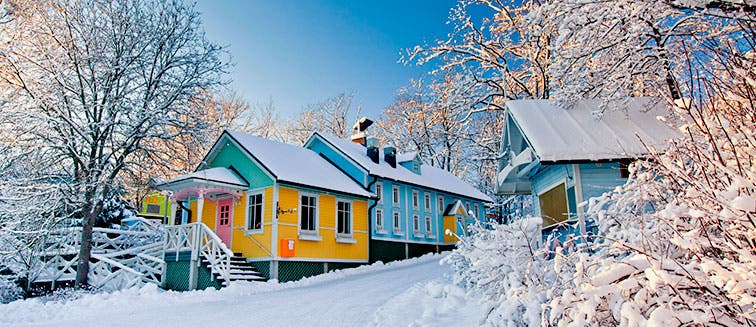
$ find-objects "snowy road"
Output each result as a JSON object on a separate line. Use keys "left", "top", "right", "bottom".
{"left": 0, "top": 253, "right": 484, "bottom": 326}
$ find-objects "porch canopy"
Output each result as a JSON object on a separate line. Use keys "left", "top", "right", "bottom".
{"left": 156, "top": 167, "right": 249, "bottom": 224}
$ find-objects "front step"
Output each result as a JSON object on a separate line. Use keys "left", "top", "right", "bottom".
{"left": 203, "top": 254, "right": 266, "bottom": 284}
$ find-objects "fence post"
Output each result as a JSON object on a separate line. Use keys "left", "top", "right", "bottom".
{"left": 160, "top": 228, "right": 169, "bottom": 289}
{"left": 188, "top": 224, "right": 199, "bottom": 290}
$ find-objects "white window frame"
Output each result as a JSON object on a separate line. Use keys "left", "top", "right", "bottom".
{"left": 465, "top": 202, "right": 471, "bottom": 214}
{"left": 437, "top": 196, "right": 444, "bottom": 215}
{"left": 474, "top": 203, "right": 479, "bottom": 218}
{"left": 392, "top": 186, "right": 400, "bottom": 205}
{"left": 245, "top": 190, "right": 265, "bottom": 233}
{"left": 425, "top": 215, "right": 434, "bottom": 238}
{"left": 298, "top": 192, "right": 321, "bottom": 240}
{"left": 336, "top": 199, "right": 353, "bottom": 237}
{"left": 375, "top": 208, "right": 385, "bottom": 233}
{"left": 412, "top": 190, "right": 419, "bottom": 210}
{"left": 393, "top": 211, "right": 401, "bottom": 232}
{"left": 413, "top": 160, "right": 420, "bottom": 172}
{"left": 375, "top": 182, "right": 383, "bottom": 204}
{"left": 424, "top": 192, "right": 430, "bottom": 211}
{"left": 412, "top": 214, "right": 421, "bottom": 234}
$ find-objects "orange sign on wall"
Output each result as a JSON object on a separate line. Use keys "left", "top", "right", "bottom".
{"left": 280, "top": 239, "right": 295, "bottom": 257}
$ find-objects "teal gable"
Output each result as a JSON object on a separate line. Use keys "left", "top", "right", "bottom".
{"left": 201, "top": 133, "right": 275, "bottom": 189}
{"left": 497, "top": 98, "right": 678, "bottom": 241}
{"left": 305, "top": 131, "right": 493, "bottom": 262}
{"left": 305, "top": 136, "right": 368, "bottom": 185}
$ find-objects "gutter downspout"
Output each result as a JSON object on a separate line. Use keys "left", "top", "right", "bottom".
{"left": 572, "top": 164, "right": 586, "bottom": 236}
{"left": 366, "top": 176, "right": 379, "bottom": 263}
{"left": 271, "top": 182, "right": 279, "bottom": 280}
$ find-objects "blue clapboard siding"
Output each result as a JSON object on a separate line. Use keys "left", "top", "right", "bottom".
{"left": 307, "top": 137, "right": 368, "bottom": 185}
{"left": 578, "top": 163, "right": 626, "bottom": 201}
{"left": 370, "top": 178, "right": 484, "bottom": 245}
{"left": 531, "top": 163, "right": 628, "bottom": 218}
{"left": 305, "top": 134, "right": 487, "bottom": 246}
{"left": 532, "top": 164, "right": 574, "bottom": 196}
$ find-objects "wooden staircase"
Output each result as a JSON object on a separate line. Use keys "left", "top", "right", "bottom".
{"left": 203, "top": 253, "right": 265, "bottom": 283}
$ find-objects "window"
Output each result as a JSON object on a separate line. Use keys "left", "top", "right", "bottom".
{"left": 299, "top": 194, "right": 318, "bottom": 234}
{"left": 425, "top": 216, "right": 433, "bottom": 236}
{"left": 412, "top": 190, "right": 419, "bottom": 209}
{"left": 424, "top": 193, "right": 430, "bottom": 211}
{"left": 218, "top": 203, "right": 230, "bottom": 225}
{"left": 393, "top": 211, "right": 401, "bottom": 231}
{"left": 376, "top": 208, "right": 384, "bottom": 231}
{"left": 474, "top": 203, "right": 479, "bottom": 218}
{"left": 413, "top": 215, "right": 420, "bottom": 233}
{"left": 376, "top": 182, "right": 383, "bottom": 203}
{"left": 146, "top": 204, "right": 160, "bottom": 215}
{"left": 247, "top": 192, "right": 264, "bottom": 231}
{"left": 438, "top": 196, "right": 444, "bottom": 214}
{"left": 465, "top": 202, "right": 471, "bottom": 214}
{"left": 413, "top": 161, "right": 420, "bottom": 172}
{"left": 620, "top": 161, "right": 630, "bottom": 178}
{"left": 392, "top": 186, "right": 400, "bottom": 205}
{"left": 337, "top": 200, "right": 352, "bottom": 236}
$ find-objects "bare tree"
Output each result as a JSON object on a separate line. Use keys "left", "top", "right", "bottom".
{"left": 285, "top": 93, "right": 361, "bottom": 144}
{"left": 0, "top": 0, "right": 228, "bottom": 287}
{"left": 375, "top": 74, "right": 503, "bottom": 196}
{"left": 406, "top": 0, "right": 555, "bottom": 108}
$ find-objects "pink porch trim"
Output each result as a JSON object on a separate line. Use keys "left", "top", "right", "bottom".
{"left": 173, "top": 188, "right": 242, "bottom": 201}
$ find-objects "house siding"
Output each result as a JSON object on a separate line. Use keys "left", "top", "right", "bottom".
{"left": 578, "top": 162, "right": 626, "bottom": 201}
{"left": 531, "top": 164, "right": 574, "bottom": 218}
{"left": 307, "top": 137, "right": 367, "bottom": 185}
{"left": 231, "top": 187, "right": 275, "bottom": 259}
{"left": 371, "top": 178, "right": 485, "bottom": 245}
{"left": 207, "top": 137, "right": 274, "bottom": 188}
{"left": 276, "top": 186, "right": 369, "bottom": 261}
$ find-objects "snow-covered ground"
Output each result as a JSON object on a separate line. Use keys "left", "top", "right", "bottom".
{"left": 0, "top": 253, "right": 485, "bottom": 327}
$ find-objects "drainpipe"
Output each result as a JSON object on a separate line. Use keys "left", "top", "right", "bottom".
{"left": 366, "top": 176, "right": 379, "bottom": 263}
{"left": 271, "top": 182, "right": 279, "bottom": 280}
{"left": 572, "top": 164, "right": 586, "bottom": 236}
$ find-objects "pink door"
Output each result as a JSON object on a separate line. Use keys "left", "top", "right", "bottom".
{"left": 216, "top": 199, "right": 233, "bottom": 246}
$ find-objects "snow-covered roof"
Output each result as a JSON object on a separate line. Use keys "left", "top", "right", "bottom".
{"left": 506, "top": 98, "right": 679, "bottom": 162}
{"left": 443, "top": 200, "right": 470, "bottom": 217}
{"left": 159, "top": 167, "right": 248, "bottom": 188}
{"left": 312, "top": 132, "right": 493, "bottom": 203}
{"left": 397, "top": 152, "right": 418, "bottom": 163}
{"left": 226, "top": 131, "right": 374, "bottom": 198}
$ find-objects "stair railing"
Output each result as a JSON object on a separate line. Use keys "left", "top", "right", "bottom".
{"left": 163, "top": 222, "right": 234, "bottom": 287}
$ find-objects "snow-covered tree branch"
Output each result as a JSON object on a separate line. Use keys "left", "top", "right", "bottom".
{"left": 0, "top": 0, "right": 229, "bottom": 288}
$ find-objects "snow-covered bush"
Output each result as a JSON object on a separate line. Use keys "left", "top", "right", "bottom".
{"left": 96, "top": 187, "right": 135, "bottom": 228}
{"left": 444, "top": 218, "right": 574, "bottom": 326}
{"left": 0, "top": 274, "right": 23, "bottom": 303}
{"left": 548, "top": 51, "right": 756, "bottom": 327}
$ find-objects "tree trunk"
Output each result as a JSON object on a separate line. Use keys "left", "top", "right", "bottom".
{"left": 74, "top": 200, "right": 104, "bottom": 288}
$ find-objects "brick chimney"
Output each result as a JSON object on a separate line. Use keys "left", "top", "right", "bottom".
{"left": 350, "top": 132, "right": 366, "bottom": 146}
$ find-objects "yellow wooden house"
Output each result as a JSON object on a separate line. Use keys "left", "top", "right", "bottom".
{"left": 157, "top": 131, "right": 374, "bottom": 282}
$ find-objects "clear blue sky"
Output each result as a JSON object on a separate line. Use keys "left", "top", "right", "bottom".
{"left": 195, "top": 0, "right": 456, "bottom": 119}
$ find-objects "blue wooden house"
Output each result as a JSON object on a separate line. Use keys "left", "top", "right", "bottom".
{"left": 496, "top": 98, "right": 678, "bottom": 240}
{"left": 306, "top": 131, "right": 493, "bottom": 262}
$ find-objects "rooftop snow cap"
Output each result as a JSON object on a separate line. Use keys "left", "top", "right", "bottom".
{"left": 384, "top": 145, "right": 396, "bottom": 168}
{"left": 366, "top": 136, "right": 379, "bottom": 164}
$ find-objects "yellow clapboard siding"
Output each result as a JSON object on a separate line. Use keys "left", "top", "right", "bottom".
{"left": 231, "top": 188, "right": 274, "bottom": 259}
{"left": 276, "top": 186, "right": 368, "bottom": 261}
{"left": 443, "top": 215, "right": 459, "bottom": 243}
{"left": 277, "top": 187, "right": 299, "bottom": 225}
{"left": 202, "top": 199, "right": 217, "bottom": 229}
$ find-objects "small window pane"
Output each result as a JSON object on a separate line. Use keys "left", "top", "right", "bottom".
{"left": 300, "top": 195, "right": 317, "bottom": 232}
